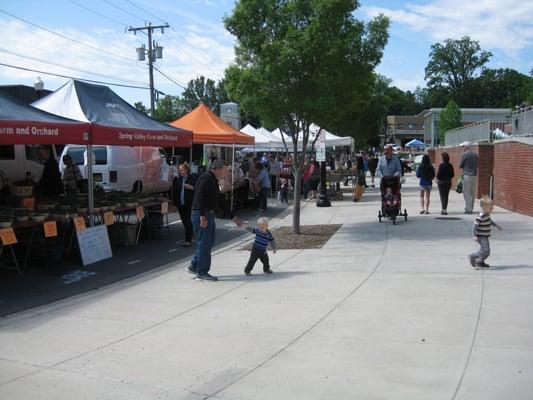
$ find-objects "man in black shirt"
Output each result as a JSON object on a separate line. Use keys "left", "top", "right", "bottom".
{"left": 188, "top": 159, "right": 240, "bottom": 281}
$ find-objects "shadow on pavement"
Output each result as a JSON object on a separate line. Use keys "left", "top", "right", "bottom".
{"left": 488, "top": 264, "right": 533, "bottom": 271}
{"left": 217, "top": 270, "right": 311, "bottom": 282}
{"left": 0, "top": 205, "right": 286, "bottom": 317}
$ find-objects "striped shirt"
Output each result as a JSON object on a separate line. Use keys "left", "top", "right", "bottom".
{"left": 472, "top": 212, "right": 496, "bottom": 237}
{"left": 247, "top": 226, "right": 276, "bottom": 252}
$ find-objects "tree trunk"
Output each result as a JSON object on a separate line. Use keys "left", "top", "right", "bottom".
{"left": 292, "top": 168, "right": 302, "bottom": 234}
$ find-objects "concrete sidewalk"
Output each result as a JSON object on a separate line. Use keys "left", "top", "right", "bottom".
{"left": 1, "top": 175, "right": 532, "bottom": 399}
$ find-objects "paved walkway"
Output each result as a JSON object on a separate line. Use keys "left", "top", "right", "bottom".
{"left": 1, "top": 176, "right": 532, "bottom": 399}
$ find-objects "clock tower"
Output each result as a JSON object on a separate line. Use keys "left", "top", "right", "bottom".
{"left": 220, "top": 102, "right": 241, "bottom": 130}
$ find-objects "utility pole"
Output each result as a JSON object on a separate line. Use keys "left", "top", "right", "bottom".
{"left": 128, "top": 22, "right": 169, "bottom": 116}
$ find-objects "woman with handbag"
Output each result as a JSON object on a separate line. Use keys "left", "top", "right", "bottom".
{"left": 436, "top": 152, "right": 454, "bottom": 215}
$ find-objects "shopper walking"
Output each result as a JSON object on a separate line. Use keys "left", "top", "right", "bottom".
{"left": 368, "top": 155, "right": 378, "bottom": 187}
{"left": 255, "top": 162, "right": 270, "bottom": 211}
{"left": 188, "top": 160, "right": 240, "bottom": 281}
{"left": 436, "top": 152, "right": 454, "bottom": 215}
{"left": 459, "top": 142, "right": 479, "bottom": 214}
{"left": 416, "top": 154, "right": 435, "bottom": 214}
{"left": 174, "top": 163, "right": 196, "bottom": 247}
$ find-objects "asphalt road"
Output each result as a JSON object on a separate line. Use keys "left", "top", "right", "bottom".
{"left": 0, "top": 202, "right": 287, "bottom": 317}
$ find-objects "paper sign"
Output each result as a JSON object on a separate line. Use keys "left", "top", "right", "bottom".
{"left": 76, "top": 224, "right": 113, "bottom": 266}
{"left": 161, "top": 202, "right": 168, "bottom": 214}
{"left": 104, "top": 211, "right": 114, "bottom": 226}
{"left": 74, "top": 216, "right": 86, "bottom": 232}
{"left": 136, "top": 206, "right": 145, "bottom": 220}
{"left": 22, "top": 197, "right": 35, "bottom": 211}
{"left": 43, "top": 221, "right": 58, "bottom": 238}
{"left": 0, "top": 228, "right": 17, "bottom": 245}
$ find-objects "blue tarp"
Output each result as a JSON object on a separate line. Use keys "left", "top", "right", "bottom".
{"left": 405, "top": 139, "right": 425, "bottom": 147}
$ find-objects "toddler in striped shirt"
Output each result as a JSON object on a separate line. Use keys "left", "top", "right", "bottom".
{"left": 239, "top": 217, "right": 277, "bottom": 276}
{"left": 469, "top": 195, "right": 502, "bottom": 268}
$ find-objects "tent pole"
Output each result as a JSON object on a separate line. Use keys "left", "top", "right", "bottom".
{"left": 189, "top": 145, "right": 193, "bottom": 164}
{"left": 86, "top": 144, "right": 94, "bottom": 227}
{"left": 230, "top": 142, "right": 235, "bottom": 213}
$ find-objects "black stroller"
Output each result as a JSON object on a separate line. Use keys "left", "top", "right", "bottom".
{"left": 378, "top": 176, "right": 407, "bottom": 225}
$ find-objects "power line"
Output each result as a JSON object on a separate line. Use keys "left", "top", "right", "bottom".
{"left": 0, "top": 62, "right": 150, "bottom": 89}
{"left": 101, "top": 0, "right": 146, "bottom": 23}
{"left": 123, "top": 0, "right": 167, "bottom": 24}
{"left": 0, "top": 8, "right": 134, "bottom": 63}
{"left": 153, "top": 66, "right": 187, "bottom": 90}
{"left": 69, "top": 0, "right": 129, "bottom": 28}
{"left": 0, "top": 47, "right": 148, "bottom": 86}
{"left": 120, "top": 0, "right": 220, "bottom": 76}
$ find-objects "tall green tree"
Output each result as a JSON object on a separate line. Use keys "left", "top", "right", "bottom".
{"left": 425, "top": 37, "right": 492, "bottom": 106}
{"left": 134, "top": 101, "right": 148, "bottom": 115}
{"left": 225, "top": 0, "right": 389, "bottom": 233}
{"left": 179, "top": 76, "right": 229, "bottom": 115}
{"left": 439, "top": 100, "right": 462, "bottom": 144}
{"left": 475, "top": 68, "right": 533, "bottom": 108}
{"left": 153, "top": 95, "right": 182, "bottom": 122}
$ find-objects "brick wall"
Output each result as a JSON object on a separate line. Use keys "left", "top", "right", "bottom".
{"left": 430, "top": 144, "right": 493, "bottom": 198}
{"left": 493, "top": 140, "right": 533, "bottom": 216}
{"left": 429, "top": 140, "right": 533, "bottom": 216}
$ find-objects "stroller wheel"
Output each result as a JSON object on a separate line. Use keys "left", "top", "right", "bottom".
{"left": 392, "top": 217, "right": 396, "bottom": 225}
{"left": 378, "top": 210, "right": 382, "bottom": 222}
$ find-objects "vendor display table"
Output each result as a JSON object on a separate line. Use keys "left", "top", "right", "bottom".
{"left": 0, "top": 200, "right": 171, "bottom": 274}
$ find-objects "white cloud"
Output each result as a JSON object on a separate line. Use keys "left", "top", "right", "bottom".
{"left": 362, "top": 0, "right": 533, "bottom": 55}
{"left": 0, "top": 17, "right": 235, "bottom": 103}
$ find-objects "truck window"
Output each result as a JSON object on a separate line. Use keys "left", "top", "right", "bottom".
{"left": 93, "top": 147, "right": 107, "bottom": 165}
{"left": 66, "top": 147, "right": 85, "bottom": 165}
{"left": 25, "top": 145, "right": 42, "bottom": 163}
{"left": 0, "top": 145, "right": 15, "bottom": 160}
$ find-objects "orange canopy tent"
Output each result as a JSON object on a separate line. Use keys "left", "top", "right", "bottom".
{"left": 169, "top": 103, "right": 254, "bottom": 145}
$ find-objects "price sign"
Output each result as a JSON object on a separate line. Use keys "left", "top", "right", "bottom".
{"left": 0, "top": 228, "right": 17, "bottom": 245}
{"left": 104, "top": 211, "right": 114, "bottom": 226}
{"left": 136, "top": 206, "right": 145, "bottom": 220}
{"left": 22, "top": 197, "right": 35, "bottom": 211}
{"left": 74, "top": 216, "right": 86, "bottom": 232}
{"left": 43, "top": 221, "right": 58, "bottom": 238}
{"left": 161, "top": 202, "right": 168, "bottom": 214}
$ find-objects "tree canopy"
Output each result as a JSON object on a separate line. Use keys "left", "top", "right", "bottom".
{"left": 425, "top": 37, "right": 492, "bottom": 106}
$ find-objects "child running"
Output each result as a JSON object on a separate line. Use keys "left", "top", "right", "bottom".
{"left": 238, "top": 217, "right": 277, "bottom": 276}
{"left": 469, "top": 195, "right": 502, "bottom": 268}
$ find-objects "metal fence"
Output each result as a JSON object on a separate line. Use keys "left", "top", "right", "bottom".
{"left": 511, "top": 108, "right": 533, "bottom": 136}
{"left": 445, "top": 120, "right": 491, "bottom": 146}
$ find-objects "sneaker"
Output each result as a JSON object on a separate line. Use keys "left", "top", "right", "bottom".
{"left": 442, "top": 211, "right": 448, "bottom": 215}
{"left": 186, "top": 266, "right": 197, "bottom": 275}
{"left": 195, "top": 273, "right": 218, "bottom": 281}
{"left": 244, "top": 270, "right": 252, "bottom": 276}
{"left": 182, "top": 241, "right": 192, "bottom": 247}
{"left": 476, "top": 261, "right": 490, "bottom": 268}
{"left": 469, "top": 256, "right": 476, "bottom": 267}
{"left": 264, "top": 269, "right": 273, "bottom": 274}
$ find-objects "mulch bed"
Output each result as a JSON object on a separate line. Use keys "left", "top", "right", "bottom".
{"left": 241, "top": 224, "right": 342, "bottom": 250}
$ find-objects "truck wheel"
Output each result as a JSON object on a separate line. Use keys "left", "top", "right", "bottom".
{"left": 132, "top": 181, "right": 142, "bottom": 193}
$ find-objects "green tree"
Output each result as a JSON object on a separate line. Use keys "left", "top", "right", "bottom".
{"left": 439, "top": 100, "right": 462, "bottom": 144}
{"left": 134, "top": 101, "right": 148, "bottom": 115}
{"left": 153, "top": 95, "right": 183, "bottom": 123}
{"left": 475, "top": 68, "right": 533, "bottom": 108}
{"left": 425, "top": 37, "right": 492, "bottom": 106}
{"left": 225, "top": 0, "right": 389, "bottom": 233}
{"left": 178, "top": 76, "right": 229, "bottom": 115}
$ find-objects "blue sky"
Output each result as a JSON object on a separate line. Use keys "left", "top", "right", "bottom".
{"left": 0, "top": 0, "right": 531, "bottom": 107}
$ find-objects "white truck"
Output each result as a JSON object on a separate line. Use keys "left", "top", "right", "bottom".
{"left": 60, "top": 145, "right": 179, "bottom": 194}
